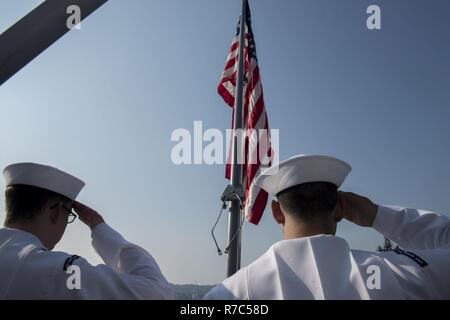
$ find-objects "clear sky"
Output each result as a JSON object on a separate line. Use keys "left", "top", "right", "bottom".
{"left": 1, "top": 0, "right": 449, "bottom": 285}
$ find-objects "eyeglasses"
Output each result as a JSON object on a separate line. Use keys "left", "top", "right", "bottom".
{"left": 62, "top": 205, "right": 77, "bottom": 224}
{"left": 49, "top": 203, "right": 78, "bottom": 224}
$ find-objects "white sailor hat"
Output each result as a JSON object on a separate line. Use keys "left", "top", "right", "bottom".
{"left": 255, "top": 155, "right": 351, "bottom": 197}
{"left": 3, "top": 163, "right": 85, "bottom": 201}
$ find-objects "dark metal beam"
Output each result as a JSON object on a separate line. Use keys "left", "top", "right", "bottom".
{"left": 0, "top": 0, "right": 108, "bottom": 86}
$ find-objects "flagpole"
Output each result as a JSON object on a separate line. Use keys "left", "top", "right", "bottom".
{"left": 226, "top": 0, "right": 247, "bottom": 277}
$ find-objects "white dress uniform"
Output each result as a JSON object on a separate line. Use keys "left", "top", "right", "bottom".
{"left": 1, "top": 162, "right": 174, "bottom": 300}
{"left": 0, "top": 223, "right": 174, "bottom": 299}
{"left": 204, "top": 155, "right": 450, "bottom": 300}
{"left": 205, "top": 205, "right": 450, "bottom": 299}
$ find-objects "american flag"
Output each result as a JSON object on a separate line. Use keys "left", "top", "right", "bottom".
{"left": 218, "top": 0, "right": 272, "bottom": 225}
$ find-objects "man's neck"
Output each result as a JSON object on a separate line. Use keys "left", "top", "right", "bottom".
{"left": 4, "top": 222, "right": 51, "bottom": 249}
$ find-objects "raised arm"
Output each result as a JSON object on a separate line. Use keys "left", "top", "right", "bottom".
{"left": 373, "top": 205, "right": 450, "bottom": 250}
{"left": 338, "top": 191, "right": 450, "bottom": 250}
{"left": 69, "top": 201, "right": 174, "bottom": 299}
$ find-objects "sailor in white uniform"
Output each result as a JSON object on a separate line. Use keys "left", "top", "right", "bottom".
{"left": 204, "top": 155, "right": 450, "bottom": 300}
{"left": 0, "top": 163, "right": 174, "bottom": 299}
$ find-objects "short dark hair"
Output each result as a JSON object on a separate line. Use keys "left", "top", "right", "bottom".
{"left": 277, "top": 182, "right": 337, "bottom": 221}
{"left": 4, "top": 185, "right": 71, "bottom": 224}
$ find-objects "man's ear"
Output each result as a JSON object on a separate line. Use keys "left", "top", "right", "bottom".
{"left": 271, "top": 200, "right": 285, "bottom": 225}
{"left": 48, "top": 203, "right": 60, "bottom": 224}
{"left": 334, "top": 196, "right": 344, "bottom": 222}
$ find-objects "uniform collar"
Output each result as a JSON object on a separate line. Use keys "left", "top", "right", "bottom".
{"left": 0, "top": 227, "right": 48, "bottom": 250}
{"left": 272, "top": 234, "right": 350, "bottom": 251}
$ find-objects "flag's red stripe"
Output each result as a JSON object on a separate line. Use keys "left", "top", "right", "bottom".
{"left": 247, "top": 190, "right": 268, "bottom": 225}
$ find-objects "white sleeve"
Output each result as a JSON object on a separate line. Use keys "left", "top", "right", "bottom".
{"left": 87, "top": 223, "right": 174, "bottom": 299}
{"left": 203, "top": 268, "right": 249, "bottom": 300}
{"left": 373, "top": 205, "right": 450, "bottom": 250}
{"left": 203, "top": 283, "right": 240, "bottom": 300}
{"left": 49, "top": 223, "right": 173, "bottom": 299}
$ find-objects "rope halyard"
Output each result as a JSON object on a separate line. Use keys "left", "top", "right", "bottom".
{"left": 211, "top": 189, "right": 245, "bottom": 256}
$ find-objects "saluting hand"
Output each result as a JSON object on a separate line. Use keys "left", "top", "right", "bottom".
{"left": 72, "top": 201, "right": 105, "bottom": 230}
{"left": 337, "top": 191, "right": 378, "bottom": 227}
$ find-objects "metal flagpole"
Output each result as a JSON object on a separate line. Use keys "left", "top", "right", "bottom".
{"left": 226, "top": 0, "right": 247, "bottom": 277}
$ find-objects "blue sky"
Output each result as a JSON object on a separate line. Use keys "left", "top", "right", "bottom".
{"left": 1, "top": 0, "right": 449, "bottom": 285}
